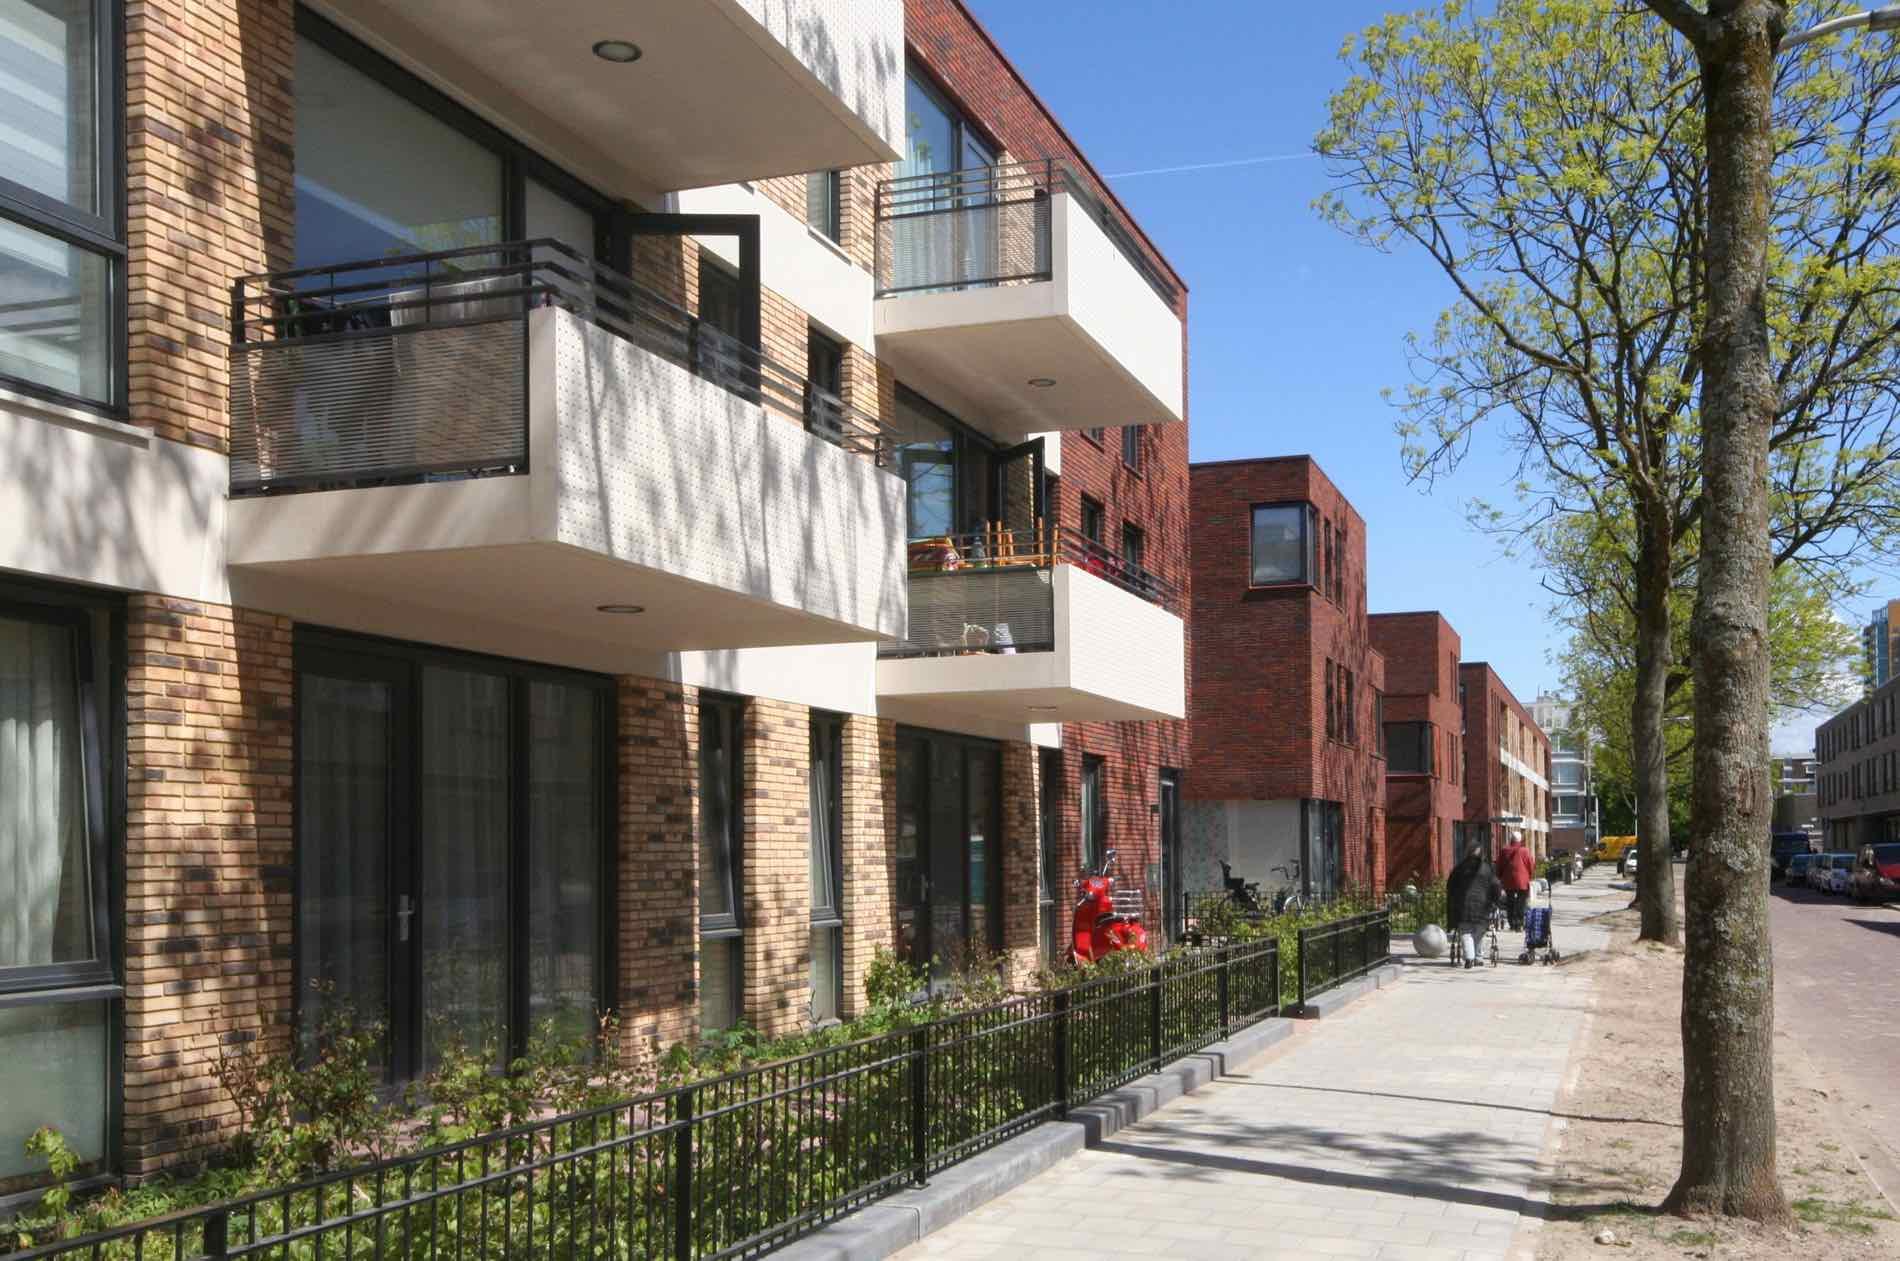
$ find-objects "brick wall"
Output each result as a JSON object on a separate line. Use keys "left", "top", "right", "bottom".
{"left": 1186, "top": 457, "right": 1386, "bottom": 889}
{"left": 1369, "top": 611, "right": 1466, "bottom": 883}
{"left": 1460, "top": 663, "right": 1553, "bottom": 859}
{"left": 741, "top": 699, "right": 812, "bottom": 1037}
{"left": 122, "top": 597, "right": 292, "bottom": 1176}
{"left": 615, "top": 676, "right": 700, "bottom": 1059}
{"left": 998, "top": 742, "right": 1041, "bottom": 988}
{"left": 126, "top": 0, "right": 294, "bottom": 448}
{"left": 839, "top": 716, "right": 897, "bottom": 1017}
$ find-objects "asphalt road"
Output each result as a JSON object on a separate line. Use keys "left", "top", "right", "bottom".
{"left": 1770, "top": 876, "right": 1900, "bottom": 1207}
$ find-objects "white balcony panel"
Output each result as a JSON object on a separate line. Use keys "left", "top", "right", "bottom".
{"left": 227, "top": 307, "right": 905, "bottom": 672}
{"left": 873, "top": 194, "right": 1184, "bottom": 445}
{"left": 875, "top": 566, "right": 1184, "bottom": 727}
{"left": 312, "top": 0, "right": 902, "bottom": 195}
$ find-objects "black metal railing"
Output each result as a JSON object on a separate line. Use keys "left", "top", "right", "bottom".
{"left": 874, "top": 159, "right": 1180, "bottom": 306}
{"left": 227, "top": 239, "right": 893, "bottom": 496}
{"left": 880, "top": 525, "right": 1180, "bottom": 659}
{"left": 1296, "top": 910, "right": 1392, "bottom": 1010}
{"left": 11, "top": 943, "right": 1277, "bottom": 1261}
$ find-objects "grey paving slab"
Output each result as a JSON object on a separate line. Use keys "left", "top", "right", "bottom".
{"left": 891, "top": 874, "right": 1613, "bottom": 1260}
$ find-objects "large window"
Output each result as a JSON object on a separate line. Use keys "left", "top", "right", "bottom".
{"left": 808, "top": 714, "right": 843, "bottom": 1025}
{"left": 1384, "top": 721, "right": 1433, "bottom": 775}
{"left": 0, "top": 588, "right": 115, "bottom": 1193}
{"left": 296, "top": 637, "right": 610, "bottom": 1083}
{"left": 1250, "top": 503, "right": 1316, "bottom": 586}
{"left": 806, "top": 170, "right": 842, "bottom": 242}
{"left": 0, "top": 0, "right": 122, "bottom": 410}
{"left": 699, "top": 697, "right": 744, "bottom": 1031}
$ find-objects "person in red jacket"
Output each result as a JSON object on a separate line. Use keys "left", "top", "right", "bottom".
{"left": 1496, "top": 830, "right": 1536, "bottom": 931}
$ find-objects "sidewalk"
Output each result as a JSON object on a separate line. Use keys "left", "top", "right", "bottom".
{"left": 895, "top": 875, "right": 1618, "bottom": 1261}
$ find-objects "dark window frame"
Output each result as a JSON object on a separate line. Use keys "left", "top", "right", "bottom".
{"left": 1081, "top": 496, "right": 1105, "bottom": 545}
{"left": 808, "top": 711, "right": 844, "bottom": 1023}
{"left": 1384, "top": 720, "right": 1435, "bottom": 776}
{"left": 1082, "top": 426, "right": 1106, "bottom": 445}
{"left": 1081, "top": 754, "right": 1108, "bottom": 872}
{"left": 806, "top": 169, "right": 843, "bottom": 242}
{"left": 1248, "top": 501, "right": 1318, "bottom": 589}
{"left": 698, "top": 695, "right": 746, "bottom": 938}
{"left": 1120, "top": 520, "right": 1145, "bottom": 575}
{"left": 1120, "top": 424, "right": 1141, "bottom": 473}
{"left": 0, "top": 0, "right": 127, "bottom": 417}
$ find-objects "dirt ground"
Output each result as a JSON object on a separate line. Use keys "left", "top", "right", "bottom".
{"left": 1535, "top": 904, "right": 1900, "bottom": 1260}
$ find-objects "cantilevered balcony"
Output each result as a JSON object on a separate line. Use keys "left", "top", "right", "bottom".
{"left": 872, "top": 160, "right": 1185, "bottom": 444}
{"left": 875, "top": 527, "right": 1186, "bottom": 726}
{"left": 225, "top": 241, "right": 906, "bottom": 670}
{"left": 307, "top": 0, "right": 903, "bottom": 191}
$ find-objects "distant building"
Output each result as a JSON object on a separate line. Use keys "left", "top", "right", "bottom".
{"left": 1461, "top": 665, "right": 1554, "bottom": 860}
{"left": 1867, "top": 599, "right": 1900, "bottom": 690}
{"left": 1531, "top": 695, "right": 1597, "bottom": 856}
{"left": 1369, "top": 612, "right": 1468, "bottom": 882}
{"left": 1773, "top": 753, "right": 1818, "bottom": 797}
{"left": 1816, "top": 680, "right": 1900, "bottom": 849}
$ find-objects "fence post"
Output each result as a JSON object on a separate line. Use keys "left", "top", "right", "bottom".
{"left": 1334, "top": 918, "right": 1344, "bottom": 987}
{"left": 909, "top": 1025, "right": 929, "bottom": 1187}
{"left": 1217, "top": 950, "right": 1231, "bottom": 1032}
{"left": 673, "top": 1088, "right": 694, "bottom": 1261}
{"left": 1053, "top": 988, "right": 1071, "bottom": 1118}
{"left": 203, "top": 1210, "right": 230, "bottom": 1260}
{"left": 1148, "top": 964, "right": 1164, "bottom": 1071}
{"left": 1297, "top": 926, "right": 1311, "bottom": 1010}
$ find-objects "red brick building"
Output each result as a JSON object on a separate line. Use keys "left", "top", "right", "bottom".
{"left": 1182, "top": 457, "right": 1387, "bottom": 906}
{"left": 1460, "top": 663, "right": 1554, "bottom": 859}
{"left": 1368, "top": 612, "right": 1467, "bottom": 884}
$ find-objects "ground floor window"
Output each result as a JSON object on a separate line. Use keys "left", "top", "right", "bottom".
{"left": 1081, "top": 755, "right": 1106, "bottom": 872}
{"left": 1038, "top": 749, "right": 1061, "bottom": 963}
{"left": 698, "top": 696, "right": 744, "bottom": 1031}
{"left": 1302, "top": 800, "right": 1344, "bottom": 901}
{"left": 295, "top": 633, "right": 610, "bottom": 1081}
{"left": 894, "top": 728, "right": 1002, "bottom": 977}
{"left": 809, "top": 713, "right": 843, "bottom": 1024}
{"left": 0, "top": 588, "right": 117, "bottom": 1192}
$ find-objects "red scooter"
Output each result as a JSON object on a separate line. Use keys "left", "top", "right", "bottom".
{"left": 1071, "top": 847, "right": 1150, "bottom": 963}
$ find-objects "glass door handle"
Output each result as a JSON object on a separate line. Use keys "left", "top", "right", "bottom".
{"left": 397, "top": 894, "right": 415, "bottom": 943}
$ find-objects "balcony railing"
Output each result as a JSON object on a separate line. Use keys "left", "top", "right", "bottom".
{"left": 879, "top": 524, "right": 1179, "bottom": 659}
{"left": 228, "top": 240, "right": 892, "bottom": 496}
{"left": 873, "top": 158, "right": 1180, "bottom": 305}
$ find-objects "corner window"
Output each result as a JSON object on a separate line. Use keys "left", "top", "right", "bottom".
{"left": 809, "top": 713, "right": 844, "bottom": 1024}
{"left": 806, "top": 169, "right": 842, "bottom": 242}
{"left": 699, "top": 697, "right": 745, "bottom": 1031}
{"left": 0, "top": 0, "right": 122, "bottom": 411}
{"left": 0, "top": 592, "right": 116, "bottom": 1192}
{"left": 1385, "top": 721, "right": 1433, "bottom": 775}
{"left": 1250, "top": 503, "right": 1316, "bottom": 587}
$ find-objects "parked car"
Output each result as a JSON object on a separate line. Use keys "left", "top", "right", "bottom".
{"left": 1810, "top": 852, "right": 1852, "bottom": 893}
{"left": 1622, "top": 848, "right": 1640, "bottom": 880}
{"left": 1851, "top": 843, "right": 1900, "bottom": 904}
{"left": 1826, "top": 853, "right": 1855, "bottom": 895}
{"left": 1786, "top": 852, "right": 1819, "bottom": 887}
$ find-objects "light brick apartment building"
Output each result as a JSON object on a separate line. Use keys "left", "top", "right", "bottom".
{"left": 1460, "top": 663, "right": 1553, "bottom": 859}
{"left": 1367, "top": 611, "right": 1467, "bottom": 883}
{"left": 1183, "top": 456, "right": 1387, "bottom": 908}
{"left": 0, "top": 0, "right": 1189, "bottom": 1193}
{"left": 1816, "top": 678, "right": 1900, "bottom": 850}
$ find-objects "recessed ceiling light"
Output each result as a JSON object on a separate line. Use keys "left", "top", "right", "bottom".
{"left": 592, "top": 39, "right": 643, "bottom": 63}
{"left": 1027, "top": 377, "right": 1057, "bottom": 389}
{"left": 596, "top": 603, "right": 646, "bottom": 614}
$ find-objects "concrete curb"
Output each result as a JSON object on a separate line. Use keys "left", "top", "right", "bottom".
{"left": 1294, "top": 959, "right": 1404, "bottom": 1019}
{"left": 773, "top": 1016, "right": 1297, "bottom": 1261}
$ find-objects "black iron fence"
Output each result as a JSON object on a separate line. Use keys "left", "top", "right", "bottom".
{"left": 1296, "top": 911, "right": 1392, "bottom": 1010}
{"left": 12, "top": 943, "right": 1276, "bottom": 1261}
{"left": 874, "top": 159, "right": 1180, "bottom": 307}
{"left": 227, "top": 239, "right": 892, "bottom": 496}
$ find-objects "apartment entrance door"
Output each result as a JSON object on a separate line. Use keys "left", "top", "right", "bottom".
{"left": 894, "top": 729, "right": 1003, "bottom": 977}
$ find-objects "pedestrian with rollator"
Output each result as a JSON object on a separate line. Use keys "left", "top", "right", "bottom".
{"left": 1496, "top": 829, "right": 1535, "bottom": 931}
{"left": 1447, "top": 846, "right": 1503, "bottom": 970}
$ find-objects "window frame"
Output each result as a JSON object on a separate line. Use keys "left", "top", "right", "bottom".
{"left": 1120, "top": 424, "right": 1141, "bottom": 473}
{"left": 697, "top": 695, "right": 746, "bottom": 939}
{"left": 1383, "top": 720, "right": 1435, "bottom": 776}
{"left": 1120, "top": 520, "right": 1145, "bottom": 574}
{"left": 1081, "top": 496, "right": 1105, "bottom": 545}
{"left": 1248, "top": 501, "right": 1318, "bottom": 589}
{"left": 808, "top": 711, "right": 844, "bottom": 1024}
{"left": 0, "top": 0, "right": 127, "bottom": 416}
{"left": 806, "top": 169, "right": 842, "bottom": 242}
{"left": 1081, "top": 754, "right": 1107, "bottom": 872}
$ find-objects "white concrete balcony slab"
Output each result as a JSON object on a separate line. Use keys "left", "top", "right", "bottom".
{"left": 310, "top": 0, "right": 903, "bottom": 192}
{"left": 874, "top": 535, "right": 1185, "bottom": 726}
{"left": 872, "top": 162, "right": 1184, "bottom": 445}
{"left": 225, "top": 245, "right": 905, "bottom": 673}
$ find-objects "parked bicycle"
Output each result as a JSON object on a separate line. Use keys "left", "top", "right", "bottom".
{"left": 1270, "top": 861, "right": 1305, "bottom": 915}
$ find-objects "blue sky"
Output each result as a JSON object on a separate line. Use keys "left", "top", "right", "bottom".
{"left": 965, "top": 1, "right": 1566, "bottom": 705}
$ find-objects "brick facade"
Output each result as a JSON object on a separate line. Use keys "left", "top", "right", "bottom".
{"left": 1816, "top": 679, "right": 1900, "bottom": 850}
{"left": 1368, "top": 612, "right": 1466, "bottom": 884}
{"left": 1185, "top": 458, "right": 1387, "bottom": 892}
{"left": 1460, "top": 663, "right": 1553, "bottom": 859}
{"left": 740, "top": 699, "right": 812, "bottom": 1037}
{"left": 122, "top": 598, "right": 292, "bottom": 1175}
{"left": 614, "top": 676, "right": 700, "bottom": 1059}
{"left": 839, "top": 716, "right": 899, "bottom": 1016}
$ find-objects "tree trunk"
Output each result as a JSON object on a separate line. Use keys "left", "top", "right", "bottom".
{"left": 1667, "top": 0, "right": 1788, "bottom": 1224}
{"left": 1631, "top": 509, "right": 1678, "bottom": 945}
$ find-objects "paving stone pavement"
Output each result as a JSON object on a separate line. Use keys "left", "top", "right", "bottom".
{"left": 894, "top": 877, "right": 1617, "bottom": 1261}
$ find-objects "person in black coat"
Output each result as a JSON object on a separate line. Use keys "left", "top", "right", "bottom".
{"left": 1446, "top": 848, "right": 1503, "bottom": 969}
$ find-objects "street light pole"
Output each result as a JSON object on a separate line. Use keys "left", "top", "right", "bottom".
{"left": 1781, "top": 5, "right": 1899, "bottom": 49}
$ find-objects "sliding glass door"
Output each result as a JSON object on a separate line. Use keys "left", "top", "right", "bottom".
{"left": 894, "top": 728, "right": 1002, "bottom": 979}
{"left": 296, "top": 635, "right": 609, "bottom": 1082}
